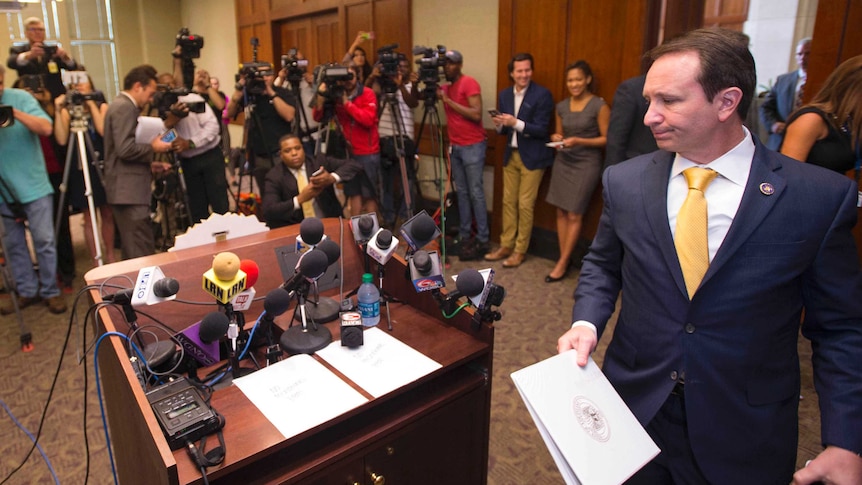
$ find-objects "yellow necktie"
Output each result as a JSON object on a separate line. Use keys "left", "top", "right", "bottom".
{"left": 675, "top": 167, "right": 718, "bottom": 299}
{"left": 295, "top": 168, "right": 316, "bottom": 219}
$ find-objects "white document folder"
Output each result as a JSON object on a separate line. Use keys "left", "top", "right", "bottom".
{"left": 511, "top": 351, "right": 660, "bottom": 485}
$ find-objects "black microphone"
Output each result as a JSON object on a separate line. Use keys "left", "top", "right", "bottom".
{"left": 264, "top": 288, "right": 292, "bottom": 317}
{"left": 152, "top": 277, "right": 180, "bottom": 298}
{"left": 175, "top": 311, "right": 229, "bottom": 367}
{"left": 408, "top": 249, "right": 444, "bottom": 292}
{"left": 399, "top": 210, "right": 441, "bottom": 252}
{"left": 367, "top": 228, "right": 399, "bottom": 265}
{"left": 282, "top": 249, "right": 329, "bottom": 294}
{"left": 454, "top": 268, "right": 485, "bottom": 298}
{"left": 455, "top": 268, "right": 506, "bottom": 311}
{"left": 296, "top": 217, "right": 325, "bottom": 252}
{"left": 104, "top": 266, "right": 180, "bottom": 307}
{"left": 349, "top": 213, "right": 380, "bottom": 244}
{"left": 317, "top": 239, "right": 341, "bottom": 266}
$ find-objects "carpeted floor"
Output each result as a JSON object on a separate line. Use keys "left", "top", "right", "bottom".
{"left": 0, "top": 215, "right": 823, "bottom": 484}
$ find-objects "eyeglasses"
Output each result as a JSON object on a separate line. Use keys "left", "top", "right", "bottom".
{"left": 27, "top": 27, "right": 46, "bottom": 32}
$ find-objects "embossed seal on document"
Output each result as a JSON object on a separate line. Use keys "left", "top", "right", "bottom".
{"left": 573, "top": 396, "right": 610, "bottom": 442}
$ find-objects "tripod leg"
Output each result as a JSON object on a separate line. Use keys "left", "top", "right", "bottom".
{"left": 77, "top": 130, "right": 104, "bottom": 266}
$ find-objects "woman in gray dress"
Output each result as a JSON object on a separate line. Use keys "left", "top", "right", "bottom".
{"left": 545, "top": 60, "right": 609, "bottom": 282}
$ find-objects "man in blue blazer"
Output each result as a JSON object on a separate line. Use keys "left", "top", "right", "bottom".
{"left": 759, "top": 38, "right": 810, "bottom": 151}
{"left": 605, "top": 74, "right": 657, "bottom": 167}
{"left": 484, "top": 53, "right": 554, "bottom": 267}
{"left": 558, "top": 29, "right": 862, "bottom": 485}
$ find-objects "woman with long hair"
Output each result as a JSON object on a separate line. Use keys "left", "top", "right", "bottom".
{"left": 781, "top": 55, "right": 862, "bottom": 174}
{"left": 544, "top": 60, "right": 609, "bottom": 282}
{"left": 343, "top": 31, "right": 374, "bottom": 85}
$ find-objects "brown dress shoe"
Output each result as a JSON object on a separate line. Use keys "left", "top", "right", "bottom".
{"left": 502, "top": 252, "right": 526, "bottom": 268}
{"left": 484, "top": 247, "right": 513, "bottom": 261}
{"left": 0, "top": 295, "right": 41, "bottom": 315}
{"left": 45, "top": 295, "right": 67, "bottom": 314}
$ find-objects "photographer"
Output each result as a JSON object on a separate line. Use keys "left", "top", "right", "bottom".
{"left": 276, "top": 50, "right": 320, "bottom": 156}
{"left": 228, "top": 64, "right": 296, "bottom": 198}
{"left": 313, "top": 63, "right": 380, "bottom": 216}
{"left": 6, "top": 18, "right": 79, "bottom": 99}
{"left": 53, "top": 75, "right": 117, "bottom": 264}
{"left": 366, "top": 53, "right": 419, "bottom": 228}
{"left": 160, "top": 73, "right": 227, "bottom": 224}
{"left": 0, "top": 65, "right": 67, "bottom": 314}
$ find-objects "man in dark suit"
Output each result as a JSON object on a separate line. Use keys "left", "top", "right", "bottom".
{"left": 759, "top": 37, "right": 811, "bottom": 151}
{"left": 6, "top": 17, "right": 79, "bottom": 99}
{"left": 557, "top": 29, "right": 862, "bottom": 485}
{"left": 484, "top": 53, "right": 554, "bottom": 267}
{"left": 103, "top": 65, "right": 172, "bottom": 260}
{"left": 261, "top": 134, "right": 362, "bottom": 229}
{"left": 605, "top": 74, "right": 657, "bottom": 167}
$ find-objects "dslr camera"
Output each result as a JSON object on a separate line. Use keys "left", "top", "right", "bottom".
{"left": 154, "top": 85, "right": 206, "bottom": 118}
{"left": 175, "top": 28, "right": 203, "bottom": 59}
{"left": 0, "top": 106, "right": 13, "bottom": 128}
{"left": 281, "top": 48, "right": 309, "bottom": 86}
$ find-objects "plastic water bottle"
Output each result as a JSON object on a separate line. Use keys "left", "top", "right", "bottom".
{"left": 357, "top": 273, "right": 380, "bottom": 327}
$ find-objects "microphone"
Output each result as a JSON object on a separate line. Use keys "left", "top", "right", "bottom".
{"left": 399, "top": 210, "right": 440, "bottom": 252}
{"left": 349, "top": 213, "right": 380, "bottom": 244}
{"left": 229, "top": 259, "right": 259, "bottom": 311}
{"left": 407, "top": 249, "right": 444, "bottom": 292}
{"left": 367, "top": 228, "right": 399, "bottom": 266}
{"left": 282, "top": 249, "right": 329, "bottom": 294}
{"left": 174, "top": 312, "right": 230, "bottom": 367}
{"left": 317, "top": 239, "right": 341, "bottom": 267}
{"left": 202, "top": 252, "right": 247, "bottom": 304}
{"left": 105, "top": 266, "right": 180, "bottom": 307}
{"left": 264, "top": 288, "right": 292, "bottom": 317}
{"left": 453, "top": 268, "right": 506, "bottom": 312}
{"left": 296, "top": 217, "right": 325, "bottom": 253}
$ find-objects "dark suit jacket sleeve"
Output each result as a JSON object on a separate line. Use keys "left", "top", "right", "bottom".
{"left": 606, "top": 80, "right": 638, "bottom": 166}
{"left": 7, "top": 45, "right": 24, "bottom": 70}
{"left": 324, "top": 155, "right": 363, "bottom": 182}
{"left": 759, "top": 86, "right": 781, "bottom": 129}
{"left": 110, "top": 99, "right": 153, "bottom": 164}
{"left": 800, "top": 181, "right": 862, "bottom": 454}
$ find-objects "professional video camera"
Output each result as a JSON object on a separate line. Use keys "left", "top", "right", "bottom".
{"left": 281, "top": 48, "right": 309, "bottom": 86}
{"left": 413, "top": 44, "right": 447, "bottom": 84}
{"left": 236, "top": 61, "right": 273, "bottom": 96}
{"left": 376, "top": 43, "right": 401, "bottom": 94}
{"left": 0, "top": 106, "right": 13, "bottom": 128}
{"left": 154, "top": 85, "right": 206, "bottom": 118}
{"left": 175, "top": 28, "right": 203, "bottom": 59}
{"left": 313, "top": 63, "right": 354, "bottom": 101}
{"left": 67, "top": 90, "right": 104, "bottom": 106}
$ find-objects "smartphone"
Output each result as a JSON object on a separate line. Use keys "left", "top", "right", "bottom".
{"left": 160, "top": 129, "right": 177, "bottom": 143}
{"left": 311, "top": 167, "right": 324, "bottom": 177}
{"left": 488, "top": 109, "right": 501, "bottom": 117}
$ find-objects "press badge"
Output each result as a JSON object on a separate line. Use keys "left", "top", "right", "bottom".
{"left": 48, "top": 61, "right": 59, "bottom": 74}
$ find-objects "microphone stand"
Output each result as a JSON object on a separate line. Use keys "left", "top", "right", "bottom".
{"left": 221, "top": 302, "right": 258, "bottom": 378}
{"left": 280, "top": 279, "right": 332, "bottom": 355}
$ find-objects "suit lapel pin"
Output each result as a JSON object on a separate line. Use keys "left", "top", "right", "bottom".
{"left": 759, "top": 182, "right": 775, "bottom": 196}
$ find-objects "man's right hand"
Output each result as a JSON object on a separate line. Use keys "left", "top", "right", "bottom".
{"left": 27, "top": 43, "right": 45, "bottom": 60}
{"left": 557, "top": 326, "right": 598, "bottom": 367}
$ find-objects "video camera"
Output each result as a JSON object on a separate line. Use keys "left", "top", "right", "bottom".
{"left": 413, "top": 44, "right": 447, "bottom": 84}
{"left": 235, "top": 37, "right": 273, "bottom": 98}
{"left": 154, "top": 85, "right": 206, "bottom": 118}
{"left": 313, "top": 63, "right": 354, "bottom": 101}
{"left": 281, "top": 48, "right": 309, "bottom": 86}
{"left": 41, "top": 43, "right": 58, "bottom": 59}
{"left": 0, "top": 106, "right": 13, "bottom": 128}
{"left": 176, "top": 28, "right": 203, "bottom": 59}
{"left": 376, "top": 43, "right": 402, "bottom": 94}
{"left": 68, "top": 90, "right": 104, "bottom": 106}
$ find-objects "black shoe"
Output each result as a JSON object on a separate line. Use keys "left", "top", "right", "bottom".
{"left": 459, "top": 238, "right": 481, "bottom": 261}
{"left": 545, "top": 269, "right": 568, "bottom": 283}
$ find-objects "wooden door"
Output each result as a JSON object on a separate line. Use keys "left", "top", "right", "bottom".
{"left": 276, "top": 11, "right": 341, "bottom": 68}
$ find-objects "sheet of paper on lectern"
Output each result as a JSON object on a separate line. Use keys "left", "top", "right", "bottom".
{"left": 511, "top": 351, "right": 660, "bottom": 485}
{"left": 234, "top": 354, "right": 367, "bottom": 439}
{"left": 316, "top": 327, "right": 442, "bottom": 398}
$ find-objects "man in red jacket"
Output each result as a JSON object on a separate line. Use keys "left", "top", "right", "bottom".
{"left": 313, "top": 64, "right": 380, "bottom": 216}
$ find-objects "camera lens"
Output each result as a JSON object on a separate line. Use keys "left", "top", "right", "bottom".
{"left": 0, "top": 106, "right": 13, "bottom": 128}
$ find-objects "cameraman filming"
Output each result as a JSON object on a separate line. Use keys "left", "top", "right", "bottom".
{"left": 366, "top": 53, "right": 419, "bottom": 228}
{"left": 159, "top": 72, "right": 227, "bottom": 224}
{"left": 313, "top": 63, "right": 380, "bottom": 217}
{"left": 228, "top": 63, "right": 296, "bottom": 199}
{"left": 275, "top": 49, "right": 320, "bottom": 156}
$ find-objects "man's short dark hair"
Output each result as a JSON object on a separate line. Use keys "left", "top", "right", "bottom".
{"left": 279, "top": 133, "right": 302, "bottom": 146}
{"left": 648, "top": 28, "right": 755, "bottom": 119}
{"left": 508, "top": 52, "right": 534, "bottom": 74}
{"left": 123, "top": 65, "right": 157, "bottom": 90}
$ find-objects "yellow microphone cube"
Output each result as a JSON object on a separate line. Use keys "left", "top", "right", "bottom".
{"left": 202, "top": 268, "right": 247, "bottom": 304}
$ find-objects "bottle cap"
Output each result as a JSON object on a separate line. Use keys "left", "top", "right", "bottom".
{"left": 362, "top": 273, "right": 373, "bottom": 283}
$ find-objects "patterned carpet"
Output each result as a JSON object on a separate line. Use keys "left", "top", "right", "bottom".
{"left": 0, "top": 216, "right": 822, "bottom": 484}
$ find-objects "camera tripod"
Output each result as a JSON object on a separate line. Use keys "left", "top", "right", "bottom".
{"left": 151, "top": 153, "right": 193, "bottom": 251}
{"left": 379, "top": 87, "right": 417, "bottom": 225}
{"left": 55, "top": 108, "right": 105, "bottom": 266}
{"left": 414, "top": 82, "right": 450, "bottom": 258}
{"left": 233, "top": 92, "right": 277, "bottom": 214}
